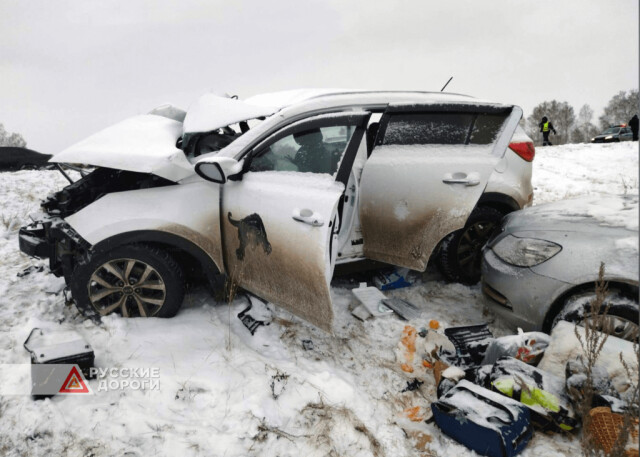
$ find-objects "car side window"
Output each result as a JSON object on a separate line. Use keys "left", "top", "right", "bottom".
{"left": 381, "top": 112, "right": 508, "bottom": 146}
{"left": 249, "top": 125, "right": 356, "bottom": 176}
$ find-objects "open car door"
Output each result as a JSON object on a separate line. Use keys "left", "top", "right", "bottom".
{"left": 220, "top": 112, "right": 370, "bottom": 332}
{"left": 360, "top": 103, "right": 522, "bottom": 270}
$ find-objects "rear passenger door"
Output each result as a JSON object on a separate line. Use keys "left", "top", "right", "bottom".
{"left": 359, "top": 103, "right": 522, "bottom": 270}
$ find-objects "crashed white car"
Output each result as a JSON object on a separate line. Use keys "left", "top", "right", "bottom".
{"left": 19, "top": 90, "right": 534, "bottom": 331}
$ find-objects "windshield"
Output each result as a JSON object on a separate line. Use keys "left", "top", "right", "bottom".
{"left": 602, "top": 127, "right": 620, "bottom": 135}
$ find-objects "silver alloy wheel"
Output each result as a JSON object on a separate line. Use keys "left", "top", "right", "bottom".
{"left": 579, "top": 314, "right": 639, "bottom": 341}
{"left": 87, "top": 258, "right": 166, "bottom": 317}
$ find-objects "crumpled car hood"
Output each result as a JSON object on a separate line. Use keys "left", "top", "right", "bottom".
{"left": 50, "top": 114, "right": 194, "bottom": 182}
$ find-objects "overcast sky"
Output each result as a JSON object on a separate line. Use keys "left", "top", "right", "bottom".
{"left": 1, "top": 0, "right": 638, "bottom": 154}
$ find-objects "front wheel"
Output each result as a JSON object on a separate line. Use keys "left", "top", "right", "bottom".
{"left": 437, "top": 206, "right": 505, "bottom": 284}
{"left": 552, "top": 289, "right": 639, "bottom": 341}
{"left": 70, "top": 244, "right": 185, "bottom": 318}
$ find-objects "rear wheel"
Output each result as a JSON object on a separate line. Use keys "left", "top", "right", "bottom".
{"left": 437, "top": 206, "right": 505, "bottom": 284}
{"left": 552, "top": 289, "right": 639, "bottom": 341}
{"left": 70, "top": 244, "right": 185, "bottom": 318}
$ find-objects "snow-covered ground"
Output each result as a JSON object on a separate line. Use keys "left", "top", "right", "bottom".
{"left": 0, "top": 141, "right": 637, "bottom": 456}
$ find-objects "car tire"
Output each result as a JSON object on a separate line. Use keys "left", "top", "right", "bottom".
{"left": 437, "top": 206, "right": 505, "bottom": 285}
{"left": 70, "top": 243, "right": 185, "bottom": 319}
{"left": 552, "top": 289, "right": 639, "bottom": 341}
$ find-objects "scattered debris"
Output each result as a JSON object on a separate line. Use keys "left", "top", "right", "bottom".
{"left": 399, "top": 325, "right": 417, "bottom": 373}
{"left": 374, "top": 268, "right": 412, "bottom": 290}
{"left": 351, "top": 304, "right": 372, "bottom": 321}
{"left": 482, "top": 331, "right": 550, "bottom": 365}
{"left": 490, "top": 356, "right": 578, "bottom": 431}
{"left": 403, "top": 405, "right": 426, "bottom": 422}
{"left": 402, "top": 378, "right": 424, "bottom": 393}
{"left": 237, "top": 294, "right": 270, "bottom": 335}
{"left": 269, "top": 369, "right": 289, "bottom": 400}
{"left": 429, "top": 320, "right": 440, "bottom": 330}
{"left": 17, "top": 265, "right": 44, "bottom": 277}
{"left": 587, "top": 406, "right": 639, "bottom": 456}
{"left": 442, "top": 323, "right": 493, "bottom": 366}
{"left": 351, "top": 284, "right": 393, "bottom": 317}
{"left": 301, "top": 339, "right": 314, "bottom": 351}
{"left": 431, "top": 380, "right": 534, "bottom": 457}
{"left": 382, "top": 297, "right": 421, "bottom": 320}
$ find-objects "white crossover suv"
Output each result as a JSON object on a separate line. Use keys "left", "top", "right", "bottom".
{"left": 19, "top": 90, "right": 534, "bottom": 331}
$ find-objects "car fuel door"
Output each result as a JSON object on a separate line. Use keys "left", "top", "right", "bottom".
{"left": 359, "top": 103, "right": 522, "bottom": 270}
{"left": 221, "top": 112, "right": 370, "bottom": 332}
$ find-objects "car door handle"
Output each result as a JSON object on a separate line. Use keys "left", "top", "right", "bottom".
{"left": 292, "top": 208, "right": 324, "bottom": 227}
{"left": 443, "top": 172, "right": 480, "bottom": 186}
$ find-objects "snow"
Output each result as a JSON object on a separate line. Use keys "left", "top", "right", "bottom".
{"left": 0, "top": 141, "right": 637, "bottom": 456}
{"left": 50, "top": 115, "right": 194, "bottom": 182}
{"left": 183, "top": 93, "right": 278, "bottom": 134}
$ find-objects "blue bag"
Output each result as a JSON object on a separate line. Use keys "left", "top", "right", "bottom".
{"left": 432, "top": 380, "right": 533, "bottom": 457}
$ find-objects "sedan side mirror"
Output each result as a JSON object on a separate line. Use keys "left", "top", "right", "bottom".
{"left": 195, "top": 157, "right": 243, "bottom": 184}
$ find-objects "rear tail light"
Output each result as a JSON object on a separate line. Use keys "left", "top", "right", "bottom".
{"left": 509, "top": 141, "right": 535, "bottom": 162}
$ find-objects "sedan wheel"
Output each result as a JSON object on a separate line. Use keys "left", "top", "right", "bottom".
{"left": 70, "top": 243, "right": 185, "bottom": 318}
{"left": 553, "top": 289, "right": 639, "bottom": 342}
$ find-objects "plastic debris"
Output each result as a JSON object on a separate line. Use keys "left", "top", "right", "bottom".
{"left": 429, "top": 320, "right": 440, "bottom": 330}
{"left": 490, "top": 357, "right": 578, "bottom": 432}
{"left": 382, "top": 297, "right": 421, "bottom": 320}
{"left": 237, "top": 295, "right": 269, "bottom": 335}
{"left": 482, "top": 332, "right": 550, "bottom": 366}
{"left": 402, "top": 378, "right": 424, "bottom": 392}
{"left": 399, "top": 325, "right": 417, "bottom": 373}
{"left": 404, "top": 405, "right": 426, "bottom": 422}
{"left": 351, "top": 284, "right": 393, "bottom": 317}
{"left": 351, "top": 304, "right": 372, "bottom": 321}
{"left": 302, "top": 339, "right": 314, "bottom": 351}
{"left": 374, "top": 268, "right": 412, "bottom": 290}
{"left": 442, "top": 323, "right": 493, "bottom": 366}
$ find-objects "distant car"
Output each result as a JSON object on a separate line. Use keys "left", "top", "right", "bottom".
{"left": 482, "top": 194, "right": 639, "bottom": 341}
{"left": 591, "top": 125, "right": 634, "bottom": 143}
{"left": 19, "top": 90, "right": 533, "bottom": 331}
{"left": 0, "top": 147, "right": 52, "bottom": 171}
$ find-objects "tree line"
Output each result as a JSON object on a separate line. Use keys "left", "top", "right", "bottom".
{"left": 524, "top": 89, "right": 639, "bottom": 145}
{"left": 0, "top": 124, "right": 27, "bottom": 148}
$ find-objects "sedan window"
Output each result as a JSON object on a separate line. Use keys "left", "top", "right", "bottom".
{"left": 249, "top": 125, "right": 355, "bottom": 176}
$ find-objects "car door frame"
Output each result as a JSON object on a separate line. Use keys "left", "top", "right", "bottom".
{"left": 219, "top": 111, "right": 371, "bottom": 331}
{"left": 360, "top": 102, "right": 522, "bottom": 270}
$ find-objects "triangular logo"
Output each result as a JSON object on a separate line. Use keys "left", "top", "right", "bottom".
{"left": 59, "top": 366, "right": 90, "bottom": 394}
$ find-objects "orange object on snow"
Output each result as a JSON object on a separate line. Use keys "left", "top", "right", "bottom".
{"left": 401, "top": 363, "right": 414, "bottom": 373}
{"left": 404, "top": 406, "right": 425, "bottom": 422}
{"left": 401, "top": 326, "right": 417, "bottom": 352}
{"left": 422, "top": 360, "right": 433, "bottom": 368}
{"left": 429, "top": 320, "right": 440, "bottom": 330}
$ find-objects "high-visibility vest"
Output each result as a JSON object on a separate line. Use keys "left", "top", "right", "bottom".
{"left": 543, "top": 122, "right": 549, "bottom": 132}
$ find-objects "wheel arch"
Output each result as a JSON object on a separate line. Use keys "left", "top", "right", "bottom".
{"left": 542, "top": 279, "right": 639, "bottom": 333}
{"left": 476, "top": 192, "right": 521, "bottom": 215}
{"left": 91, "top": 230, "right": 223, "bottom": 292}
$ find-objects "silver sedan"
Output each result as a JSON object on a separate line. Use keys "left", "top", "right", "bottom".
{"left": 481, "top": 194, "right": 639, "bottom": 341}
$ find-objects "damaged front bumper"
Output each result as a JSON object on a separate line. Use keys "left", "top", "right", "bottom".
{"left": 19, "top": 217, "right": 90, "bottom": 279}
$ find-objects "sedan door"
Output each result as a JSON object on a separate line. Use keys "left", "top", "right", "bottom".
{"left": 221, "top": 112, "right": 370, "bottom": 332}
{"left": 359, "top": 103, "right": 522, "bottom": 270}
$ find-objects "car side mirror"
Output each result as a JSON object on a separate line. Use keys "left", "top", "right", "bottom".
{"left": 195, "top": 157, "right": 243, "bottom": 184}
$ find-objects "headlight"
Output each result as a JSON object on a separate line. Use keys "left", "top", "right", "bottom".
{"left": 591, "top": 138, "right": 595, "bottom": 141}
{"left": 605, "top": 135, "right": 613, "bottom": 140}
{"left": 492, "top": 235, "right": 562, "bottom": 267}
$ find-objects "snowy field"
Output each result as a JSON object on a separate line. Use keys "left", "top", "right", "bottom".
{"left": 0, "top": 141, "right": 637, "bottom": 456}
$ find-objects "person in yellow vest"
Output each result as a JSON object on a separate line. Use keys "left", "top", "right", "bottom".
{"left": 538, "top": 116, "right": 557, "bottom": 146}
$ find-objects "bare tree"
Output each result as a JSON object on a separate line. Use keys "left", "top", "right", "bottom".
{"left": 598, "top": 90, "right": 639, "bottom": 129}
{"left": 571, "top": 104, "right": 600, "bottom": 143}
{"left": 525, "top": 100, "right": 576, "bottom": 146}
{"left": 0, "top": 123, "right": 27, "bottom": 148}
